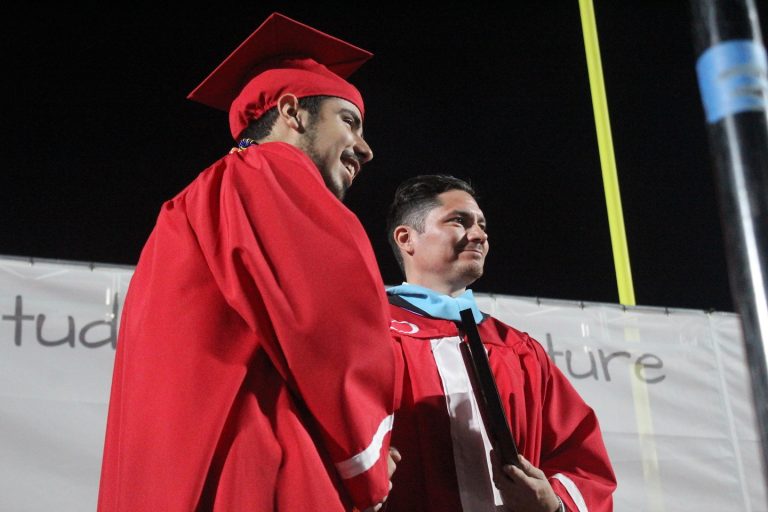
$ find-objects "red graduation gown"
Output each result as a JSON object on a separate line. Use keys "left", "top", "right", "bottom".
{"left": 387, "top": 303, "right": 616, "bottom": 511}
{"left": 98, "top": 142, "right": 396, "bottom": 511}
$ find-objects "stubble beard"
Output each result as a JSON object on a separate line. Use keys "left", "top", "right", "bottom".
{"left": 450, "top": 259, "right": 484, "bottom": 290}
{"left": 297, "top": 125, "right": 347, "bottom": 201}
{"left": 462, "top": 263, "right": 484, "bottom": 285}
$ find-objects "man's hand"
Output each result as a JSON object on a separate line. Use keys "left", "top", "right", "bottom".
{"left": 387, "top": 445, "right": 402, "bottom": 480}
{"left": 362, "top": 446, "right": 402, "bottom": 512}
{"left": 491, "top": 452, "right": 562, "bottom": 512}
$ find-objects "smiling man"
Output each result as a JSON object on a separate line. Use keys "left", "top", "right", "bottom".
{"left": 384, "top": 175, "right": 616, "bottom": 511}
{"left": 98, "top": 13, "right": 397, "bottom": 512}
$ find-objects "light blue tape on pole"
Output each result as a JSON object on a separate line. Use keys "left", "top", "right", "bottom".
{"left": 696, "top": 39, "right": 768, "bottom": 124}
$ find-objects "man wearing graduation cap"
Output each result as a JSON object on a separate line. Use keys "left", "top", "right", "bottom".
{"left": 383, "top": 175, "right": 616, "bottom": 511}
{"left": 98, "top": 13, "right": 398, "bottom": 512}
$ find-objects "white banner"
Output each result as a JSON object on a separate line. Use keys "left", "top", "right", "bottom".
{"left": 0, "top": 257, "right": 131, "bottom": 512}
{"left": 0, "top": 256, "right": 765, "bottom": 511}
{"left": 479, "top": 295, "right": 767, "bottom": 511}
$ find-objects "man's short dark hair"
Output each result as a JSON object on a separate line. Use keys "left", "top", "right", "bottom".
{"left": 386, "top": 174, "right": 477, "bottom": 273}
{"left": 236, "top": 95, "right": 328, "bottom": 142}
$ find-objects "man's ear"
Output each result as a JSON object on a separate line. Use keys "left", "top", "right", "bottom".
{"left": 276, "top": 94, "right": 304, "bottom": 132}
{"left": 394, "top": 226, "right": 414, "bottom": 255}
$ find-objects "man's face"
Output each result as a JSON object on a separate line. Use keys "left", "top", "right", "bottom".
{"left": 296, "top": 97, "right": 373, "bottom": 200}
{"left": 407, "top": 189, "right": 489, "bottom": 293}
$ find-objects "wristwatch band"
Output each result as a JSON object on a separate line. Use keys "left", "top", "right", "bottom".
{"left": 556, "top": 496, "right": 565, "bottom": 512}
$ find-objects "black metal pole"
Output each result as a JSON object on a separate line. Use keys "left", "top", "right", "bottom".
{"left": 691, "top": 0, "right": 768, "bottom": 496}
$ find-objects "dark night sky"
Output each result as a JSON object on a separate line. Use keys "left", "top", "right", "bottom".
{"left": 4, "top": 3, "right": 767, "bottom": 313}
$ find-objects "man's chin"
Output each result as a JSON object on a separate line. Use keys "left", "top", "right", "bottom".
{"left": 333, "top": 182, "right": 348, "bottom": 201}
{"left": 320, "top": 175, "right": 347, "bottom": 200}
{"left": 457, "top": 265, "right": 484, "bottom": 287}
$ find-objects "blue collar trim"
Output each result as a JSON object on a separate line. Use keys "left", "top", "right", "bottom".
{"left": 386, "top": 283, "right": 484, "bottom": 323}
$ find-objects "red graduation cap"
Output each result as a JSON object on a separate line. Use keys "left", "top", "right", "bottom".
{"left": 187, "top": 12, "right": 373, "bottom": 139}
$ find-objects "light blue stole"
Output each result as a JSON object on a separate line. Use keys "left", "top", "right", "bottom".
{"left": 386, "top": 283, "right": 484, "bottom": 324}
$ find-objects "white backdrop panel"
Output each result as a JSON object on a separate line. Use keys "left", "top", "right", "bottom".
{"left": 1, "top": 257, "right": 765, "bottom": 511}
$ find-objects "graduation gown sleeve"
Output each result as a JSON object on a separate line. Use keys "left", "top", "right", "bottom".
{"left": 496, "top": 327, "right": 616, "bottom": 511}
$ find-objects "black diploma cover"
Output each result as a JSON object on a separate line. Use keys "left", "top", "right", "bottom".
{"left": 459, "top": 308, "right": 521, "bottom": 467}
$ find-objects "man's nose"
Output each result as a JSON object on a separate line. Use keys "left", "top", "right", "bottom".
{"left": 467, "top": 224, "right": 488, "bottom": 242}
{"left": 354, "top": 135, "right": 373, "bottom": 164}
